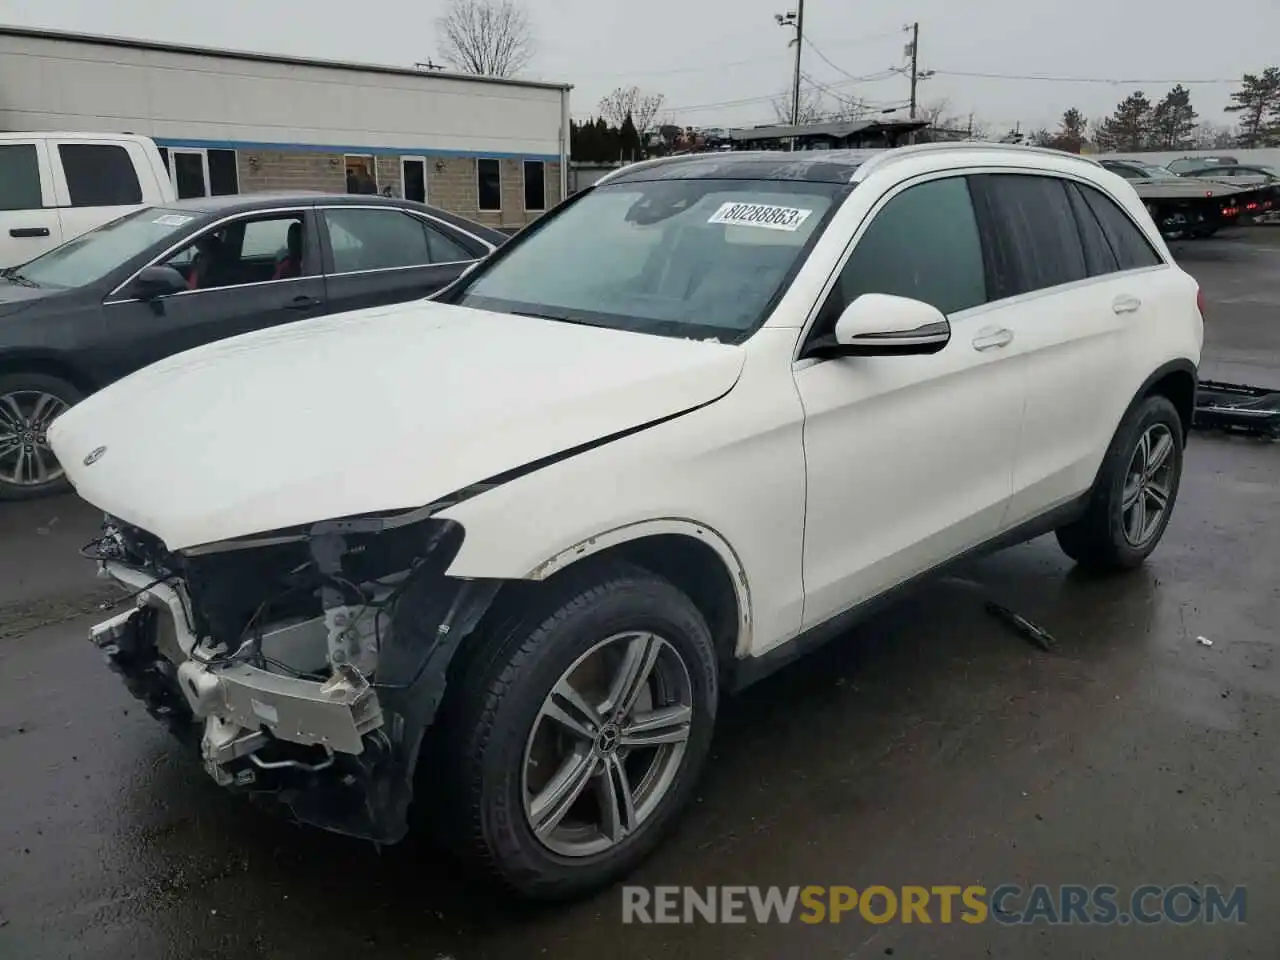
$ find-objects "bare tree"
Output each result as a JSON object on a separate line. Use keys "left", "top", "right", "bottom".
{"left": 598, "top": 87, "right": 666, "bottom": 135}
{"left": 435, "top": 0, "right": 534, "bottom": 79}
{"left": 770, "top": 87, "right": 827, "bottom": 125}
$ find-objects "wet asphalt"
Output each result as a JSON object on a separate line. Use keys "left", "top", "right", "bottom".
{"left": 2, "top": 233, "right": 1279, "bottom": 959}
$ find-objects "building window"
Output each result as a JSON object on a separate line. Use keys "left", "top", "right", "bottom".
{"left": 477, "top": 158, "right": 502, "bottom": 211}
{"left": 523, "top": 160, "right": 546, "bottom": 212}
{"left": 0, "top": 144, "right": 43, "bottom": 211}
{"left": 345, "top": 155, "right": 378, "bottom": 195}
{"left": 58, "top": 144, "right": 142, "bottom": 207}
{"left": 208, "top": 149, "right": 239, "bottom": 196}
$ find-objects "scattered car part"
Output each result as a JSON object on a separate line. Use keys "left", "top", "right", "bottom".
{"left": 1192, "top": 380, "right": 1280, "bottom": 439}
{"left": 985, "top": 601, "right": 1057, "bottom": 652}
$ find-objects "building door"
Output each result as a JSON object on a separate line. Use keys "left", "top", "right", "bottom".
{"left": 401, "top": 157, "right": 427, "bottom": 203}
{"left": 171, "top": 150, "right": 209, "bottom": 199}
{"left": 345, "top": 155, "right": 378, "bottom": 194}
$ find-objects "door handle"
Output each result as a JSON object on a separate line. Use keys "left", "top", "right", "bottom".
{"left": 285, "top": 295, "right": 321, "bottom": 311}
{"left": 1112, "top": 294, "right": 1142, "bottom": 314}
{"left": 9, "top": 227, "right": 50, "bottom": 238}
{"left": 972, "top": 326, "right": 1014, "bottom": 351}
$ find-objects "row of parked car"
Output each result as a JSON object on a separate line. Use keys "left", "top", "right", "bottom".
{"left": 1097, "top": 155, "right": 1280, "bottom": 237}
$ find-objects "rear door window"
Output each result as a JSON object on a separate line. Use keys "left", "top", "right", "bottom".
{"left": 323, "top": 208, "right": 433, "bottom": 273}
{"left": 0, "top": 144, "right": 44, "bottom": 211}
{"left": 970, "top": 174, "right": 1087, "bottom": 296}
{"left": 1077, "top": 184, "right": 1163, "bottom": 270}
{"left": 58, "top": 143, "right": 143, "bottom": 207}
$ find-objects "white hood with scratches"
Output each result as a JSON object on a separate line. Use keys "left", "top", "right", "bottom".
{"left": 50, "top": 300, "right": 745, "bottom": 550}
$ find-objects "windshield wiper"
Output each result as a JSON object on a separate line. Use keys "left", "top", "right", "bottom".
{"left": 1, "top": 270, "right": 38, "bottom": 288}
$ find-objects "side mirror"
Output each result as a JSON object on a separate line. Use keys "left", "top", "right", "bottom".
{"left": 128, "top": 264, "right": 188, "bottom": 301}
{"left": 814, "top": 293, "right": 951, "bottom": 358}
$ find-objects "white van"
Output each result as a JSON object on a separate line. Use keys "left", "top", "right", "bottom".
{"left": 0, "top": 132, "right": 175, "bottom": 268}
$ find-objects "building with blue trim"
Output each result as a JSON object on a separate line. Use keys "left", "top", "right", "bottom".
{"left": 0, "top": 26, "right": 571, "bottom": 229}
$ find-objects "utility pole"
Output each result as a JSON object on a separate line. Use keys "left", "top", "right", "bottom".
{"left": 791, "top": 0, "right": 806, "bottom": 129}
{"left": 907, "top": 21, "right": 919, "bottom": 121}
{"left": 775, "top": 3, "right": 806, "bottom": 150}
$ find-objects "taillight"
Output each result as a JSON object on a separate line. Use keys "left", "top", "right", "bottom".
{"left": 1196, "top": 287, "right": 1206, "bottom": 317}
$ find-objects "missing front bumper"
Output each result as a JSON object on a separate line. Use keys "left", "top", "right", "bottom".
{"left": 89, "top": 556, "right": 501, "bottom": 844}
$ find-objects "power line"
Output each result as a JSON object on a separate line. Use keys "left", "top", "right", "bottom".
{"left": 662, "top": 72, "right": 878, "bottom": 115}
{"left": 932, "top": 68, "right": 1240, "bottom": 85}
{"left": 801, "top": 32, "right": 899, "bottom": 84}
{"left": 566, "top": 28, "right": 907, "bottom": 81}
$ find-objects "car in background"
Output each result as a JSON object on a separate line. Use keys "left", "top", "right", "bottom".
{"left": 0, "top": 132, "right": 175, "bottom": 269}
{"left": 1167, "top": 155, "right": 1238, "bottom": 175}
{"left": 0, "top": 192, "right": 504, "bottom": 499}
{"left": 1097, "top": 157, "right": 1271, "bottom": 237}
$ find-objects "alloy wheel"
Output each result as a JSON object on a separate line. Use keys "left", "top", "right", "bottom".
{"left": 0, "top": 390, "right": 69, "bottom": 488}
{"left": 1121, "top": 423, "right": 1176, "bottom": 547}
{"left": 521, "top": 631, "right": 694, "bottom": 858}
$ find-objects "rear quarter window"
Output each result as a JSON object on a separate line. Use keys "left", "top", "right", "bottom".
{"left": 1077, "top": 183, "right": 1163, "bottom": 270}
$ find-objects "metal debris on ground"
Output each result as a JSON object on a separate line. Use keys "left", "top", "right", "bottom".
{"left": 1197, "top": 635, "right": 1214, "bottom": 647}
{"left": 1192, "top": 380, "right": 1280, "bottom": 439}
{"left": 985, "top": 601, "right": 1057, "bottom": 652}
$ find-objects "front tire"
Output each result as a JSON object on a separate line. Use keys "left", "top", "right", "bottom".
{"left": 440, "top": 564, "right": 718, "bottom": 900}
{"left": 1056, "top": 394, "right": 1184, "bottom": 571}
{"left": 0, "top": 372, "right": 82, "bottom": 501}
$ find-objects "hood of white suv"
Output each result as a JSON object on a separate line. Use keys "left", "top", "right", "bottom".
{"left": 50, "top": 300, "right": 745, "bottom": 550}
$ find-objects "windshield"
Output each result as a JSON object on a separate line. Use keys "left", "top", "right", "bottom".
{"left": 1131, "top": 163, "right": 1178, "bottom": 179}
{"left": 453, "top": 178, "right": 845, "bottom": 342}
{"left": 13, "top": 207, "right": 201, "bottom": 289}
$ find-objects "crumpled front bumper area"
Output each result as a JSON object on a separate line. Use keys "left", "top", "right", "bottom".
{"left": 88, "top": 517, "right": 499, "bottom": 844}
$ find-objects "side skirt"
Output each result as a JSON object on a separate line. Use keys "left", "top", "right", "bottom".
{"left": 727, "top": 494, "right": 1089, "bottom": 693}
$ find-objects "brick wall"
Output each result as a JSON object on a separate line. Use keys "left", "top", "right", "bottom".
{"left": 237, "top": 150, "right": 346, "bottom": 193}
{"left": 235, "top": 148, "right": 559, "bottom": 225}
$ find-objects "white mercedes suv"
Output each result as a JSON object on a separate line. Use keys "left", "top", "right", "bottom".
{"left": 50, "top": 142, "right": 1202, "bottom": 900}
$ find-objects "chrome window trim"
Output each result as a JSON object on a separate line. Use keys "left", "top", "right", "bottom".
{"left": 105, "top": 205, "right": 313, "bottom": 301}
{"left": 105, "top": 274, "right": 313, "bottom": 306}
{"left": 316, "top": 204, "right": 493, "bottom": 278}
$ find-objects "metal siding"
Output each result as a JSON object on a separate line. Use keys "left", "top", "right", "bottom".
{"left": 0, "top": 34, "right": 563, "bottom": 159}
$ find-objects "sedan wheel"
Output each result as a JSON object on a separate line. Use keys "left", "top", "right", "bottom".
{"left": 0, "top": 379, "right": 78, "bottom": 500}
{"left": 522, "top": 631, "right": 694, "bottom": 858}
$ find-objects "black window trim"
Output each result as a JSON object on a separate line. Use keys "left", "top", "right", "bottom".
{"left": 795, "top": 167, "right": 1169, "bottom": 361}
{"left": 1070, "top": 177, "right": 1167, "bottom": 269}
{"left": 105, "top": 205, "right": 314, "bottom": 303}
{"left": 794, "top": 170, "right": 990, "bottom": 362}
{"left": 316, "top": 204, "right": 495, "bottom": 278}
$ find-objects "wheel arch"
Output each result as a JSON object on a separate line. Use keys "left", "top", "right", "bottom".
{"left": 0, "top": 351, "right": 96, "bottom": 397}
{"left": 524, "top": 519, "right": 752, "bottom": 672}
{"left": 1137, "top": 358, "right": 1197, "bottom": 441}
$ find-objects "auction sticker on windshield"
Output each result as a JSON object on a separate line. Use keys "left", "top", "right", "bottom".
{"left": 153, "top": 214, "right": 194, "bottom": 227}
{"left": 708, "top": 202, "right": 813, "bottom": 232}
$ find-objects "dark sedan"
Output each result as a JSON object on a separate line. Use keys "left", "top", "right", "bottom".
{"left": 0, "top": 192, "right": 505, "bottom": 499}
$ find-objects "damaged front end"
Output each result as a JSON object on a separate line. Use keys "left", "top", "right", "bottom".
{"left": 87, "top": 509, "right": 498, "bottom": 844}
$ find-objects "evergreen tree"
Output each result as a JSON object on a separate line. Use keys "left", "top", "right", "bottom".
{"left": 1224, "top": 67, "right": 1280, "bottom": 147}
{"left": 1149, "top": 85, "right": 1198, "bottom": 149}
{"left": 1092, "top": 92, "right": 1153, "bottom": 152}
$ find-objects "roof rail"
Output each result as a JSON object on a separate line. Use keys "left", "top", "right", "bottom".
{"left": 854, "top": 140, "right": 1103, "bottom": 180}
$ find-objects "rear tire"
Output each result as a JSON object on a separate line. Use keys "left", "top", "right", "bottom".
{"left": 0, "top": 372, "right": 82, "bottom": 501}
{"left": 1056, "top": 394, "right": 1184, "bottom": 572}
{"left": 438, "top": 563, "right": 718, "bottom": 901}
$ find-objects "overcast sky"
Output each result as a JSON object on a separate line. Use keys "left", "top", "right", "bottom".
{"left": 2, "top": 0, "right": 1277, "bottom": 134}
